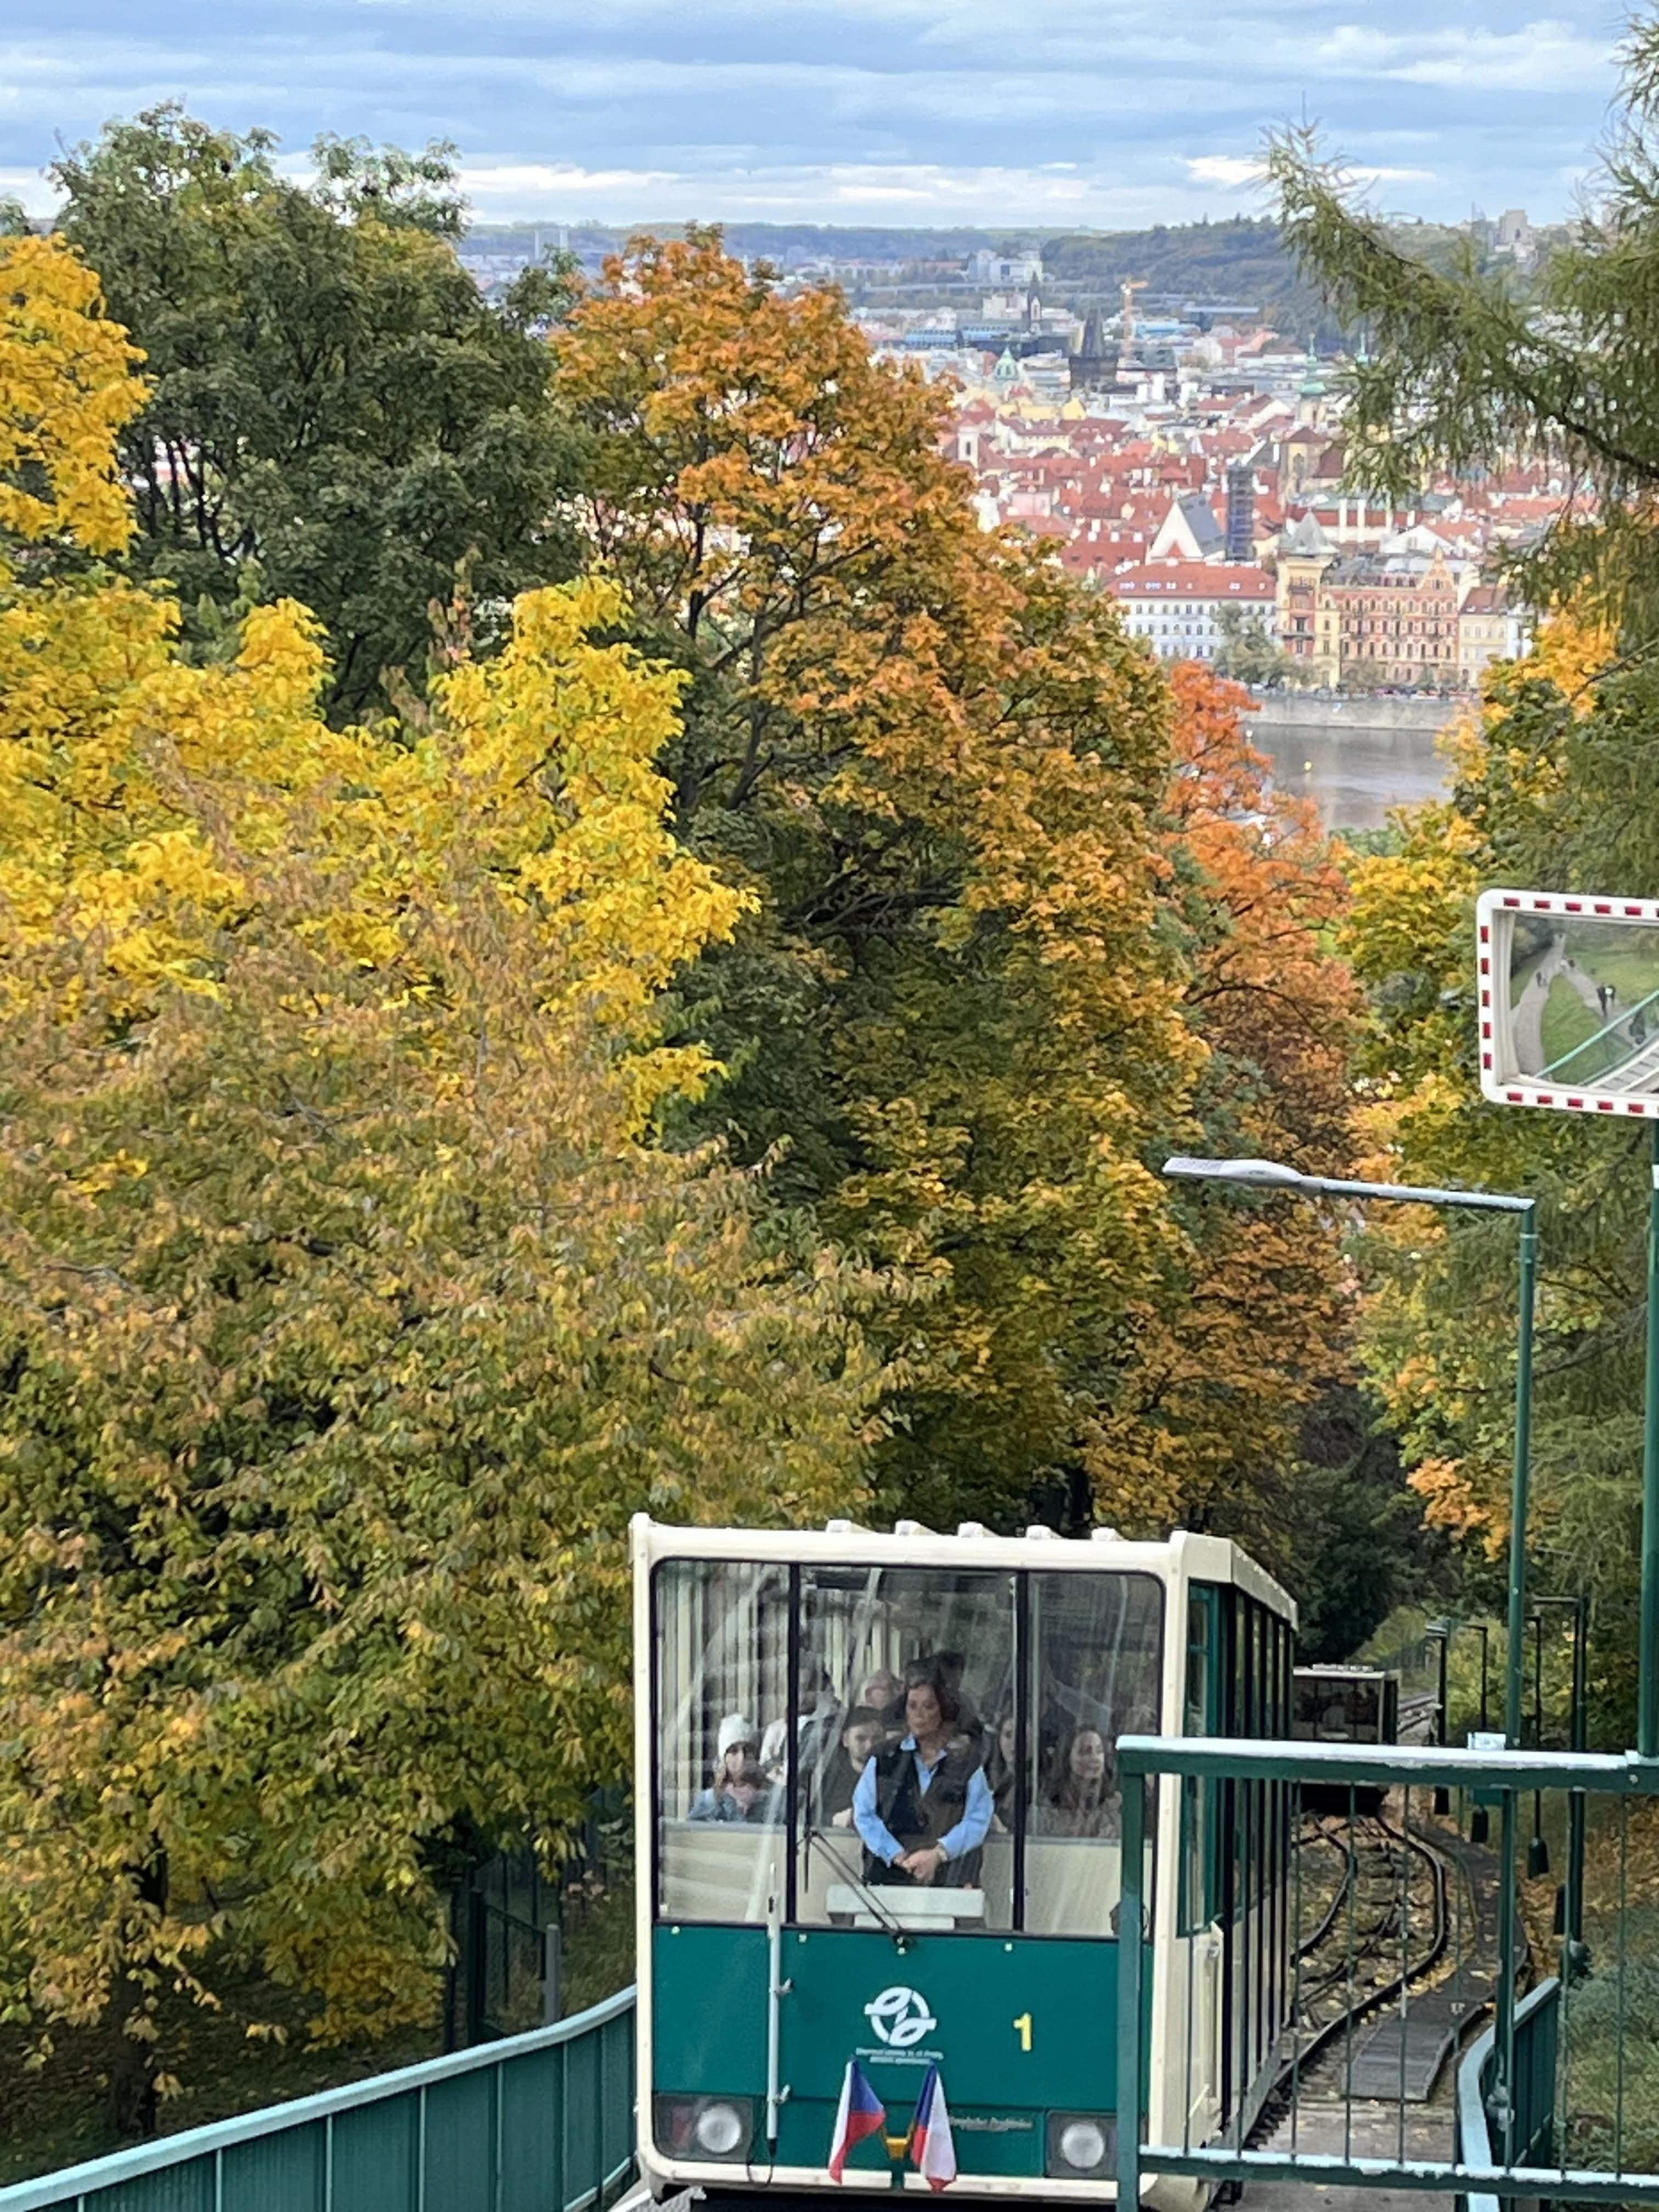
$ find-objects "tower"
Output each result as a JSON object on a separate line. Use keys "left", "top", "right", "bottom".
{"left": 1296, "top": 344, "right": 1327, "bottom": 428}
{"left": 1069, "top": 309, "right": 1121, "bottom": 394}
{"left": 1226, "top": 462, "right": 1256, "bottom": 563}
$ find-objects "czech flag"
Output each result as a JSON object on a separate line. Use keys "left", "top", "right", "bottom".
{"left": 828, "top": 2059, "right": 887, "bottom": 2181}
{"left": 911, "top": 2063, "right": 957, "bottom": 2191}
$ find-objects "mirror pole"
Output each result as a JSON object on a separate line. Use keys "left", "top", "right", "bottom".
{"left": 1641, "top": 1124, "right": 1659, "bottom": 1762}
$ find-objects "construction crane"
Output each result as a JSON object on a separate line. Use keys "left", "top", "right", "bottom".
{"left": 1120, "top": 276, "right": 1148, "bottom": 347}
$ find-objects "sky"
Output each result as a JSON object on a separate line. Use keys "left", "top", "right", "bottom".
{"left": 0, "top": 2, "right": 1634, "bottom": 233}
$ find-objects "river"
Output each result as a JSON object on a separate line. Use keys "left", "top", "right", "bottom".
{"left": 1248, "top": 706, "right": 1454, "bottom": 832}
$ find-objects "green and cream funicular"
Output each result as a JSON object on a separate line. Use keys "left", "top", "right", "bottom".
{"left": 634, "top": 1516, "right": 1296, "bottom": 2206}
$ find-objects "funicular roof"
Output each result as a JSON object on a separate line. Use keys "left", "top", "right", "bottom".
{"left": 630, "top": 1514, "right": 1296, "bottom": 1625}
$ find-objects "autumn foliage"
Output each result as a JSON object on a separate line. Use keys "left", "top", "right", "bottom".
{"left": 1090, "top": 665, "right": 1361, "bottom": 1542}
{"left": 0, "top": 235, "right": 879, "bottom": 2126}
{"left": 0, "top": 224, "right": 1367, "bottom": 2132}
{"left": 560, "top": 234, "right": 1206, "bottom": 1528}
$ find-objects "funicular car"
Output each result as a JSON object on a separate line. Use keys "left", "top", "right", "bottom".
{"left": 634, "top": 1515, "right": 1297, "bottom": 2207}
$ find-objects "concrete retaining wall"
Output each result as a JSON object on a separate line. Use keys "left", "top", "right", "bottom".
{"left": 1246, "top": 692, "right": 1461, "bottom": 736}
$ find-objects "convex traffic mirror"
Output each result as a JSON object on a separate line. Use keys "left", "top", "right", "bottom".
{"left": 1479, "top": 889, "right": 1659, "bottom": 1115}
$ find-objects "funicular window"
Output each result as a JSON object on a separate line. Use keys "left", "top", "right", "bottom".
{"left": 1026, "top": 1572, "right": 1163, "bottom": 1936}
{"left": 1181, "top": 1588, "right": 1219, "bottom": 1934}
{"left": 1348, "top": 1679, "right": 1381, "bottom": 1742}
{"left": 653, "top": 1555, "right": 1166, "bottom": 1937}
{"left": 794, "top": 1564, "right": 1016, "bottom": 1932}
{"left": 654, "top": 1559, "right": 790, "bottom": 1925}
{"left": 1219, "top": 1588, "right": 1291, "bottom": 2128}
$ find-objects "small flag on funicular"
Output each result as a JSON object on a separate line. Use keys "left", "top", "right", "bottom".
{"left": 828, "top": 2059, "right": 887, "bottom": 2181}
{"left": 911, "top": 2063, "right": 957, "bottom": 2191}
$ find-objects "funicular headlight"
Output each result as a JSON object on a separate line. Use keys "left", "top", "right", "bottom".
{"left": 653, "top": 2095, "right": 755, "bottom": 2162}
{"left": 695, "top": 2102, "right": 748, "bottom": 2156}
{"left": 1047, "top": 2112, "right": 1115, "bottom": 2176}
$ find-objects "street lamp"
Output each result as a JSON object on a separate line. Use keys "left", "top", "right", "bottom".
{"left": 1425, "top": 1621, "right": 1452, "bottom": 1812}
{"left": 1163, "top": 1155, "right": 1538, "bottom": 1747}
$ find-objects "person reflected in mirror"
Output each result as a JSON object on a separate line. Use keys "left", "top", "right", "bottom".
{"left": 1036, "top": 1726, "right": 1120, "bottom": 1838}
{"left": 854, "top": 1672, "right": 994, "bottom": 1884}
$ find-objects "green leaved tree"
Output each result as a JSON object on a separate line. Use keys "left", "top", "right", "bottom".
{"left": 52, "top": 106, "right": 583, "bottom": 720}
{"left": 1269, "top": 13, "right": 1659, "bottom": 1731}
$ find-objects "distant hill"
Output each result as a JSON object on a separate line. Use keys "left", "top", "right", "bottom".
{"left": 462, "top": 221, "right": 1045, "bottom": 269}
{"left": 1039, "top": 217, "right": 1335, "bottom": 340}
{"left": 461, "top": 213, "right": 1554, "bottom": 346}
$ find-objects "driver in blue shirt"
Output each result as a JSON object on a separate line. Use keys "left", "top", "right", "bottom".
{"left": 853, "top": 1669, "right": 994, "bottom": 1886}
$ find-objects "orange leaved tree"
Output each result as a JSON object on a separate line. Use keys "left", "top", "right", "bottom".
{"left": 1086, "top": 664, "right": 1364, "bottom": 1559}
{"left": 557, "top": 234, "right": 1361, "bottom": 1541}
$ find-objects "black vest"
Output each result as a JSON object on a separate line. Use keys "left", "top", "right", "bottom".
{"left": 864, "top": 1742, "right": 981, "bottom": 1886}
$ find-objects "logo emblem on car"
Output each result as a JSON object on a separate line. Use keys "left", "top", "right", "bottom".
{"left": 863, "top": 1985, "right": 938, "bottom": 2048}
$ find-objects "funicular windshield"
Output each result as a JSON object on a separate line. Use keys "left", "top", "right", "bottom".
{"left": 1293, "top": 1673, "right": 1382, "bottom": 1743}
{"left": 653, "top": 1557, "right": 1164, "bottom": 1937}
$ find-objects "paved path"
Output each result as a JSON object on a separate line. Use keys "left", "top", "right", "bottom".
{"left": 1512, "top": 937, "right": 1603, "bottom": 1076}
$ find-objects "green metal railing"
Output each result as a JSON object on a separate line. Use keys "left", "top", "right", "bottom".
{"left": 1116, "top": 1735, "right": 1659, "bottom": 2209}
{"left": 0, "top": 1987, "right": 635, "bottom": 2212}
{"left": 1459, "top": 1978, "right": 1560, "bottom": 2212}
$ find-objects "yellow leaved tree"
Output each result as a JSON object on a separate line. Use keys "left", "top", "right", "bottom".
{"left": 0, "top": 236, "right": 879, "bottom": 2135}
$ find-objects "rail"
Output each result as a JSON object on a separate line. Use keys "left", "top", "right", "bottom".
{"left": 0, "top": 1985, "right": 636, "bottom": 2212}
{"left": 1459, "top": 1978, "right": 1560, "bottom": 2212}
{"left": 1116, "top": 1736, "right": 1659, "bottom": 2208}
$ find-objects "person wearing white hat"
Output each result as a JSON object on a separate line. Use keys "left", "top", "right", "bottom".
{"left": 718, "top": 1713, "right": 757, "bottom": 1760}
{"left": 688, "top": 1716, "right": 766, "bottom": 1821}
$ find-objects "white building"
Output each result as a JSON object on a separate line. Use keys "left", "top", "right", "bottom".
{"left": 1110, "top": 562, "right": 1278, "bottom": 661}
{"left": 968, "top": 249, "right": 1043, "bottom": 286}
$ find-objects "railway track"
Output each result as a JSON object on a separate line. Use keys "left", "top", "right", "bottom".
{"left": 1250, "top": 1805, "right": 1454, "bottom": 2132}
{"left": 1293, "top": 1813, "right": 1447, "bottom": 2038}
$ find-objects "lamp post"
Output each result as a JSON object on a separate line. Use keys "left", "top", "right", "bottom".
{"left": 1425, "top": 1622, "right": 1451, "bottom": 1813}
{"left": 1164, "top": 1152, "right": 1539, "bottom": 2158}
{"left": 1163, "top": 1156, "right": 1538, "bottom": 1743}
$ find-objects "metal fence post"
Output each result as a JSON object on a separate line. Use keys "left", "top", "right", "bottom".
{"left": 1642, "top": 1126, "right": 1659, "bottom": 1762}
{"left": 543, "top": 1925, "right": 563, "bottom": 2025}
{"left": 1504, "top": 1204, "right": 1539, "bottom": 1750}
{"left": 1116, "top": 1753, "right": 1147, "bottom": 2212}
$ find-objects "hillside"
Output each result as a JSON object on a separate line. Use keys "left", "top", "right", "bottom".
{"left": 462, "top": 214, "right": 1562, "bottom": 344}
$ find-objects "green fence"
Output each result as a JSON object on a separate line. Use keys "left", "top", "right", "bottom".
{"left": 0, "top": 1987, "right": 635, "bottom": 2212}
{"left": 1459, "top": 1978, "right": 1559, "bottom": 2212}
{"left": 1115, "top": 1734, "right": 1659, "bottom": 2208}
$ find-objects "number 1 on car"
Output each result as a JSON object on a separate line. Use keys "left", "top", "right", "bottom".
{"left": 1012, "top": 2011, "right": 1033, "bottom": 2052}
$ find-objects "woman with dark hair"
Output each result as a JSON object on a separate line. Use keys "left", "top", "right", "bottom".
{"left": 1037, "top": 1726, "right": 1119, "bottom": 1838}
{"left": 853, "top": 1672, "right": 994, "bottom": 1885}
{"left": 983, "top": 1708, "right": 1018, "bottom": 1827}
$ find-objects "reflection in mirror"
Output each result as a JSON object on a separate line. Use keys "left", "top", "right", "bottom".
{"left": 1504, "top": 912, "right": 1659, "bottom": 1096}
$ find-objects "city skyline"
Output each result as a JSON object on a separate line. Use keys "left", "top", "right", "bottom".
{"left": 0, "top": 2, "right": 1629, "bottom": 230}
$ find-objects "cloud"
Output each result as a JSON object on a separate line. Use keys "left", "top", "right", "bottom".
{"left": 0, "top": 163, "right": 60, "bottom": 215}
{"left": 1186, "top": 154, "right": 1435, "bottom": 192}
{"left": 1310, "top": 20, "right": 1613, "bottom": 93}
{"left": 456, "top": 157, "right": 1206, "bottom": 224}
{"left": 0, "top": 1, "right": 1626, "bottom": 227}
{"left": 1186, "top": 156, "right": 1264, "bottom": 190}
